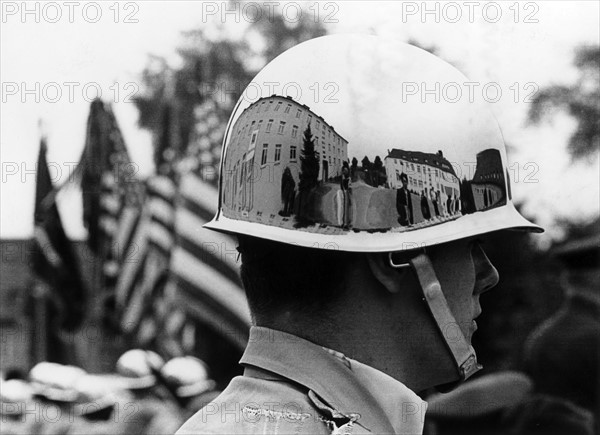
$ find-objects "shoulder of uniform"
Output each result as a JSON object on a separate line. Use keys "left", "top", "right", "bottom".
{"left": 176, "top": 375, "right": 342, "bottom": 434}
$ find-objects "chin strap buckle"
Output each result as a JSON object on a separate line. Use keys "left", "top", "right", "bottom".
{"left": 459, "top": 354, "right": 482, "bottom": 380}
{"left": 409, "top": 253, "right": 483, "bottom": 382}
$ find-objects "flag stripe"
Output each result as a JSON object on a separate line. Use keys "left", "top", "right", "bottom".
{"left": 115, "top": 210, "right": 149, "bottom": 308}
{"left": 148, "top": 197, "right": 175, "bottom": 230}
{"left": 117, "top": 175, "right": 176, "bottom": 341}
{"left": 175, "top": 207, "right": 240, "bottom": 276}
{"left": 100, "top": 194, "right": 120, "bottom": 215}
{"left": 176, "top": 235, "right": 240, "bottom": 285}
{"left": 179, "top": 195, "right": 215, "bottom": 223}
{"left": 169, "top": 247, "right": 250, "bottom": 325}
{"left": 121, "top": 250, "right": 163, "bottom": 332}
{"left": 169, "top": 276, "right": 249, "bottom": 350}
{"left": 113, "top": 206, "right": 141, "bottom": 257}
{"left": 179, "top": 173, "right": 219, "bottom": 216}
{"left": 148, "top": 221, "right": 174, "bottom": 254}
{"left": 147, "top": 175, "right": 177, "bottom": 199}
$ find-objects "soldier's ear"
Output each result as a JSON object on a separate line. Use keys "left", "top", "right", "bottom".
{"left": 366, "top": 253, "right": 407, "bottom": 294}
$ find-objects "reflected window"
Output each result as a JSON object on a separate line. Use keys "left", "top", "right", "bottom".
{"left": 316, "top": 120, "right": 320, "bottom": 129}
{"left": 296, "top": 109, "right": 302, "bottom": 118}
{"left": 290, "top": 145, "right": 297, "bottom": 161}
{"left": 266, "top": 119, "right": 273, "bottom": 133}
{"left": 275, "top": 144, "right": 281, "bottom": 163}
{"left": 278, "top": 121, "right": 286, "bottom": 134}
{"left": 261, "top": 144, "right": 268, "bottom": 165}
{"left": 285, "top": 104, "right": 291, "bottom": 114}
{"left": 292, "top": 125, "right": 298, "bottom": 138}
{"left": 275, "top": 102, "right": 282, "bottom": 111}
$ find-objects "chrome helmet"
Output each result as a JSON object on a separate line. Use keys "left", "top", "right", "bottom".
{"left": 206, "top": 34, "right": 541, "bottom": 251}
{"left": 205, "top": 34, "right": 542, "bottom": 382}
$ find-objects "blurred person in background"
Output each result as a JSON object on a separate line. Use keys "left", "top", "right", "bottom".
{"left": 423, "top": 371, "right": 595, "bottom": 435}
{"left": 522, "top": 230, "right": 600, "bottom": 429}
{"left": 160, "top": 356, "right": 220, "bottom": 420}
{"left": 115, "top": 349, "right": 165, "bottom": 395}
{"left": 502, "top": 393, "right": 595, "bottom": 435}
{"left": 423, "top": 371, "right": 533, "bottom": 435}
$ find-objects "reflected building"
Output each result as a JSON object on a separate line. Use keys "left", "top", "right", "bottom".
{"left": 223, "top": 95, "right": 348, "bottom": 219}
{"left": 470, "top": 149, "right": 506, "bottom": 210}
{"left": 385, "top": 149, "right": 460, "bottom": 217}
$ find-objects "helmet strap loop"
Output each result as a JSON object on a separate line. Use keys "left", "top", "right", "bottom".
{"left": 409, "top": 253, "right": 482, "bottom": 382}
{"left": 388, "top": 252, "right": 412, "bottom": 269}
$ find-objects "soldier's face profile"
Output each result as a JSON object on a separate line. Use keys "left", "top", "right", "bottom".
{"left": 427, "top": 238, "right": 499, "bottom": 343}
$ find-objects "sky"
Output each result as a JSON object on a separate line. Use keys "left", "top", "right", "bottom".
{"left": 1, "top": 1, "right": 599, "bottom": 247}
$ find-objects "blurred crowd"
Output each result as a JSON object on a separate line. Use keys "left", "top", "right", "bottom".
{"left": 0, "top": 350, "right": 219, "bottom": 434}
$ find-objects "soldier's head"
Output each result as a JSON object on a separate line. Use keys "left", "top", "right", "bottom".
{"left": 236, "top": 232, "right": 500, "bottom": 391}
{"left": 205, "top": 35, "right": 542, "bottom": 391}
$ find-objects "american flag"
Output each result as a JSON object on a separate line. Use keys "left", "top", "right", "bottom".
{"left": 116, "top": 174, "right": 176, "bottom": 345}
{"left": 159, "top": 99, "right": 251, "bottom": 352}
{"left": 33, "top": 137, "right": 87, "bottom": 332}
{"left": 163, "top": 170, "right": 251, "bottom": 352}
{"left": 76, "top": 100, "right": 144, "bottom": 327}
{"left": 112, "top": 98, "right": 251, "bottom": 354}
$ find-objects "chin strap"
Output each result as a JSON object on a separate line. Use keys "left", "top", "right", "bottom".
{"left": 408, "top": 253, "right": 482, "bottom": 381}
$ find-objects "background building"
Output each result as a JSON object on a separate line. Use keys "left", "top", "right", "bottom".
{"left": 385, "top": 149, "right": 460, "bottom": 213}
{"left": 223, "top": 95, "right": 348, "bottom": 218}
{"left": 471, "top": 149, "right": 507, "bottom": 211}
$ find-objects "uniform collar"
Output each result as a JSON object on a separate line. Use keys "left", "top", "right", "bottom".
{"left": 240, "top": 326, "right": 426, "bottom": 434}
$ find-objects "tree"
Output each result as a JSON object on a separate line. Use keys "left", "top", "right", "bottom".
{"left": 528, "top": 45, "right": 600, "bottom": 162}
{"left": 299, "top": 124, "right": 319, "bottom": 192}
{"left": 133, "top": 3, "right": 327, "bottom": 175}
{"left": 373, "top": 156, "right": 383, "bottom": 170}
{"left": 295, "top": 124, "right": 320, "bottom": 226}
{"left": 371, "top": 155, "right": 386, "bottom": 187}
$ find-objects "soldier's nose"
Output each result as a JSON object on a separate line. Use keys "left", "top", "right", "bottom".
{"left": 472, "top": 242, "right": 499, "bottom": 295}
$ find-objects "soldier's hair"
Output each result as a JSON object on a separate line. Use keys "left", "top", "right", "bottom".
{"left": 237, "top": 235, "right": 356, "bottom": 324}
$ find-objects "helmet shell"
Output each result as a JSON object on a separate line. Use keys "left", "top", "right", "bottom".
{"left": 206, "top": 34, "right": 542, "bottom": 251}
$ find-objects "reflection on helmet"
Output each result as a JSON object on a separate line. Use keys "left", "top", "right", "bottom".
{"left": 207, "top": 34, "right": 541, "bottom": 251}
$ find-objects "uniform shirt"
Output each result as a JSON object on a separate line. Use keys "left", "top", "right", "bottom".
{"left": 177, "top": 326, "right": 427, "bottom": 434}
